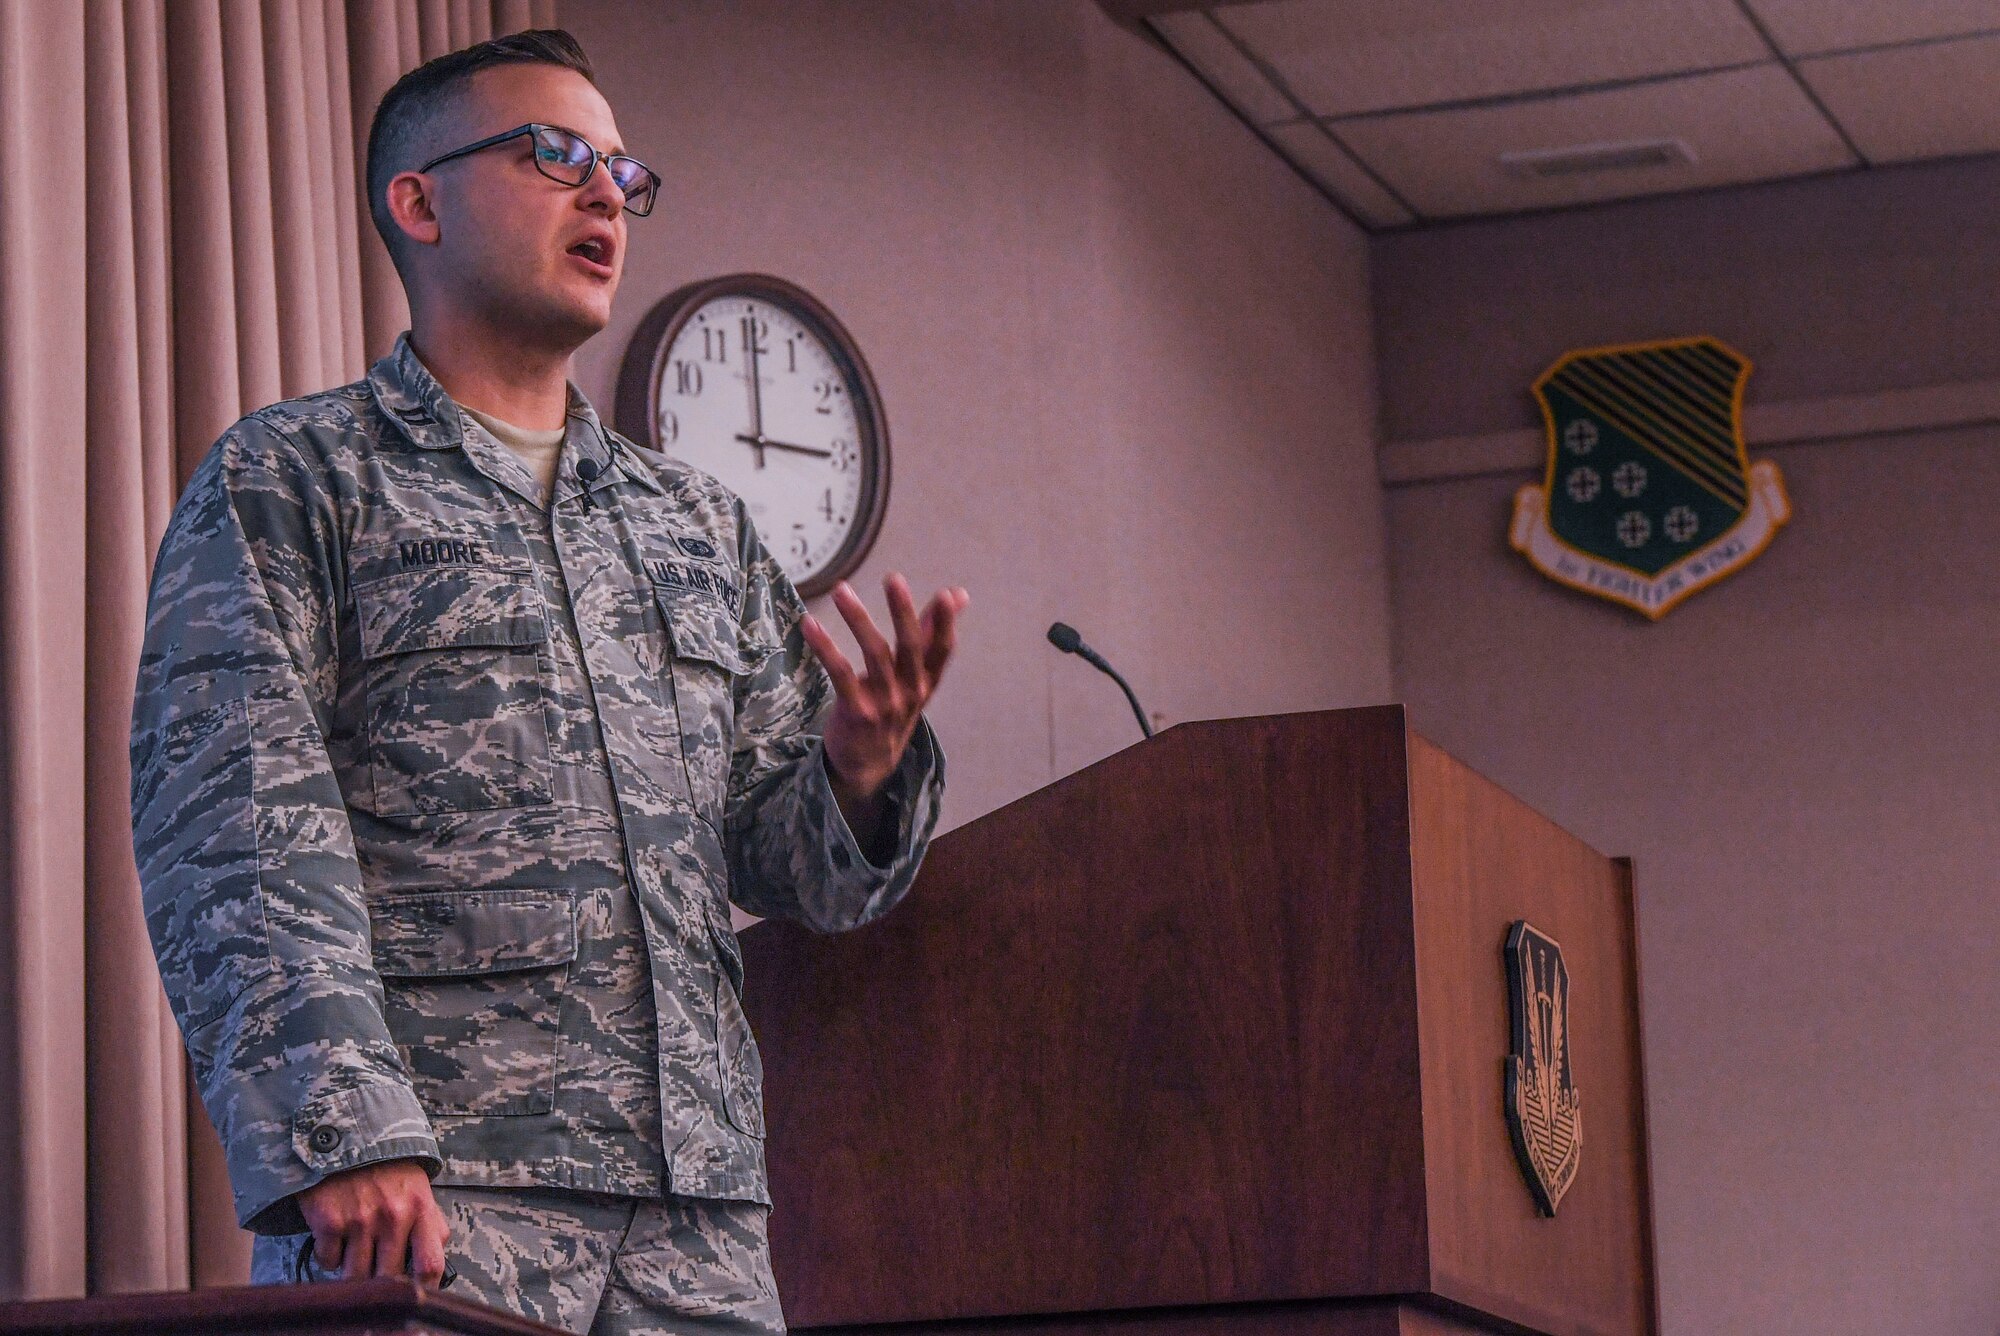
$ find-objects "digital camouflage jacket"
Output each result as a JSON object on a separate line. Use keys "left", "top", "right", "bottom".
{"left": 130, "top": 333, "right": 942, "bottom": 1235}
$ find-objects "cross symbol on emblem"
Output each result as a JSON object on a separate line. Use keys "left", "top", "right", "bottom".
{"left": 1563, "top": 420, "right": 1599, "bottom": 454}
{"left": 1616, "top": 511, "right": 1652, "bottom": 548}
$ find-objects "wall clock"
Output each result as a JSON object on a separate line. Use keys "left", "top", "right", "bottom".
{"left": 615, "top": 273, "right": 890, "bottom": 598}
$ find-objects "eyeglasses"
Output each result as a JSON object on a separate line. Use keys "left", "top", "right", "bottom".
{"left": 417, "top": 123, "right": 660, "bottom": 217}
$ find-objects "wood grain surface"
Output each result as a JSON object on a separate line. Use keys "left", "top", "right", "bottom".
{"left": 1406, "top": 737, "right": 1656, "bottom": 1336}
{"left": 809, "top": 1297, "right": 1509, "bottom": 1336}
{"left": 741, "top": 706, "right": 1655, "bottom": 1335}
{"left": 0, "top": 1276, "right": 564, "bottom": 1335}
{"left": 745, "top": 707, "right": 1431, "bottom": 1325}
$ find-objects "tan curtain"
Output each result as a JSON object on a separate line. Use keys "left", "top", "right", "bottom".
{"left": 0, "top": 0, "right": 555, "bottom": 1300}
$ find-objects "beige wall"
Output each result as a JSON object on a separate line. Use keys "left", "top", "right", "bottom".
{"left": 1377, "top": 160, "right": 2000, "bottom": 1335}
{"left": 564, "top": 0, "right": 1393, "bottom": 830}
{"left": 557, "top": 7, "right": 2000, "bottom": 1332}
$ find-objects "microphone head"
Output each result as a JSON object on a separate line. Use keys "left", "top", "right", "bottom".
{"left": 1046, "top": 622, "right": 1083, "bottom": 654}
{"left": 577, "top": 456, "right": 603, "bottom": 482}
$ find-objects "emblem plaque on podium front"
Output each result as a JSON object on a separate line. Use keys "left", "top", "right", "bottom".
{"left": 1505, "top": 920, "right": 1582, "bottom": 1216}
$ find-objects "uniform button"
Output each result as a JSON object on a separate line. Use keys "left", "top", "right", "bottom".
{"left": 309, "top": 1125, "right": 342, "bottom": 1154}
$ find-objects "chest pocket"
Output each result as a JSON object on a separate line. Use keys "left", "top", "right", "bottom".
{"left": 656, "top": 585, "right": 776, "bottom": 827}
{"left": 353, "top": 563, "right": 555, "bottom": 816}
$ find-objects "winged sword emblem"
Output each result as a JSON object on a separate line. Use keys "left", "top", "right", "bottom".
{"left": 1505, "top": 921, "right": 1581, "bottom": 1216}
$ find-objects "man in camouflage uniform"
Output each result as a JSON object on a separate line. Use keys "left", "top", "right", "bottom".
{"left": 129, "top": 29, "right": 963, "bottom": 1335}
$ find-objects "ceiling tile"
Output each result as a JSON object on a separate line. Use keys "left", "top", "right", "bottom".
{"left": 1265, "top": 122, "right": 1415, "bottom": 226}
{"left": 1801, "top": 34, "right": 2000, "bottom": 162}
{"left": 1338, "top": 64, "right": 1856, "bottom": 219}
{"left": 1215, "top": 0, "right": 1770, "bottom": 119}
{"left": 1149, "top": 12, "right": 1297, "bottom": 125}
{"left": 1744, "top": 0, "right": 2000, "bottom": 57}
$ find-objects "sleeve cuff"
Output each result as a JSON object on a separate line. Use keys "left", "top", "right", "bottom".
{"left": 787, "top": 717, "right": 944, "bottom": 931}
{"left": 818, "top": 716, "right": 945, "bottom": 876}
{"left": 293, "top": 1080, "right": 440, "bottom": 1177}
{"left": 233, "top": 1079, "right": 440, "bottom": 1235}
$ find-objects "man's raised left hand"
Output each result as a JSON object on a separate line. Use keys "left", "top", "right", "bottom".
{"left": 801, "top": 573, "right": 966, "bottom": 835}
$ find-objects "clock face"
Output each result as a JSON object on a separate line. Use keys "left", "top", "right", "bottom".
{"left": 619, "top": 278, "right": 889, "bottom": 596}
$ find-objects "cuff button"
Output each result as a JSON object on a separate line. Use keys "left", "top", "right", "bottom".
{"left": 308, "top": 1125, "right": 342, "bottom": 1153}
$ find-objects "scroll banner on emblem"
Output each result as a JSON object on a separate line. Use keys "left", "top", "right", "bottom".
{"left": 1511, "top": 336, "right": 1789, "bottom": 618}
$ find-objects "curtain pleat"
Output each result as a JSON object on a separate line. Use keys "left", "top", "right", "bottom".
{"left": 497, "top": 0, "right": 535, "bottom": 34}
{"left": 0, "top": 0, "right": 556, "bottom": 1298}
{"left": 264, "top": 0, "right": 332, "bottom": 391}
{"left": 124, "top": 0, "right": 191, "bottom": 1288}
{"left": 123, "top": 0, "right": 176, "bottom": 528}
{"left": 302, "top": 3, "right": 365, "bottom": 376}
{"left": 220, "top": 2, "right": 285, "bottom": 407}
{"left": 81, "top": 0, "right": 190, "bottom": 1296}
{"left": 321, "top": 5, "right": 366, "bottom": 373}
{"left": 416, "top": 0, "right": 449, "bottom": 65}
{"left": 0, "top": 0, "right": 92, "bottom": 1302}
{"left": 348, "top": 0, "right": 416, "bottom": 357}
{"left": 164, "top": 0, "right": 243, "bottom": 472}
{"left": 395, "top": 1, "right": 420, "bottom": 74}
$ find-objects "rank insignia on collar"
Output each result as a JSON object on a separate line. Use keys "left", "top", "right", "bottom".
{"left": 1505, "top": 920, "right": 1581, "bottom": 1217}
{"left": 1510, "top": 336, "right": 1790, "bottom": 619}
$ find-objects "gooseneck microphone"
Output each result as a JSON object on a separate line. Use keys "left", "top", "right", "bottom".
{"left": 1047, "top": 622, "right": 1154, "bottom": 740}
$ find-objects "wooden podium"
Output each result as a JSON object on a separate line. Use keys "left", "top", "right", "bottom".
{"left": 743, "top": 706, "right": 1657, "bottom": 1336}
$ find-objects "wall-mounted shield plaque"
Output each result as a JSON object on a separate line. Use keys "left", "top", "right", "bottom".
{"left": 1509, "top": 336, "right": 1790, "bottom": 618}
{"left": 1505, "top": 921, "right": 1581, "bottom": 1216}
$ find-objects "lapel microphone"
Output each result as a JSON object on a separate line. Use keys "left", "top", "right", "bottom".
{"left": 576, "top": 455, "right": 602, "bottom": 511}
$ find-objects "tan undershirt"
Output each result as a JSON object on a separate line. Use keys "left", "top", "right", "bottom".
{"left": 464, "top": 404, "right": 566, "bottom": 500}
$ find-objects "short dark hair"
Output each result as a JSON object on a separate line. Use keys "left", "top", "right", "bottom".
{"left": 364, "top": 28, "right": 597, "bottom": 271}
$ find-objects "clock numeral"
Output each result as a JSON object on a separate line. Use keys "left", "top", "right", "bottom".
{"left": 791, "top": 531, "right": 809, "bottom": 560}
{"left": 785, "top": 337, "right": 799, "bottom": 373}
{"left": 813, "top": 379, "right": 842, "bottom": 414}
{"left": 702, "top": 327, "right": 728, "bottom": 364}
{"left": 673, "top": 360, "right": 703, "bottom": 395}
{"left": 657, "top": 408, "right": 680, "bottom": 445}
{"left": 741, "top": 315, "right": 770, "bottom": 358}
{"left": 819, "top": 488, "right": 836, "bottom": 522}
{"left": 830, "top": 438, "right": 855, "bottom": 472}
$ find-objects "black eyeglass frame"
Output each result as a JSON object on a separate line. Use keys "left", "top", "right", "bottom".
{"left": 416, "top": 122, "right": 660, "bottom": 216}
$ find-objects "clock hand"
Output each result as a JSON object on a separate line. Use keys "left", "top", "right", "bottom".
{"left": 734, "top": 433, "right": 832, "bottom": 459}
{"left": 742, "top": 315, "right": 767, "bottom": 467}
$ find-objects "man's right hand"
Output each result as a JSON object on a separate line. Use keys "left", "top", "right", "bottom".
{"left": 296, "top": 1157, "right": 450, "bottom": 1286}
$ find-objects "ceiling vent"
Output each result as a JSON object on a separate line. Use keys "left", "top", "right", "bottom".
{"left": 1499, "top": 137, "right": 1697, "bottom": 179}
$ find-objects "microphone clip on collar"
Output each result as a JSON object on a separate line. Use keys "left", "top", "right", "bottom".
{"left": 575, "top": 454, "right": 603, "bottom": 511}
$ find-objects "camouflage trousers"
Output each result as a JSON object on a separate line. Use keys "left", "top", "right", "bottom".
{"left": 250, "top": 1186, "right": 786, "bottom": 1336}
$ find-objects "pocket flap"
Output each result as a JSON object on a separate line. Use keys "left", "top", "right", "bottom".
{"left": 355, "top": 567, "right": 547, "bottom": 660}
{"left": 370, "top": 889, "right": 577, "bottom": 977}
{"left": 657, "top": 589, "right": 774, "bottom": 676}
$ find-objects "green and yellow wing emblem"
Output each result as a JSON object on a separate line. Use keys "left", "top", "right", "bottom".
{"left": 1511, "top": 336, "right": 1789, "bottom": 618}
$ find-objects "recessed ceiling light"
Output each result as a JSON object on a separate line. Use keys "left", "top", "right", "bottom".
{"left": 1499, "top": 137, "right": 1697, "bottom": 179}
